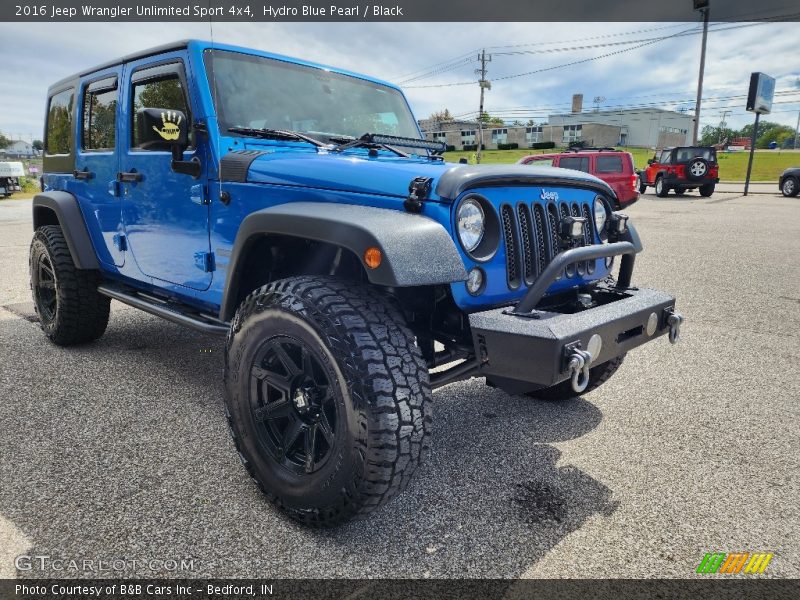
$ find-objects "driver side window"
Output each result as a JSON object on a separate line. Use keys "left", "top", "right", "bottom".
{"left": 131, "top": 71, "right": 192, "bottom": 149}
{"left": 659, "top": 151, "right": 671, "bottom": 164}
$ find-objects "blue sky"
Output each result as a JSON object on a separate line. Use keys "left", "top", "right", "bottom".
{"left": 1, "top": 20, "right": 798, "bottom": 142}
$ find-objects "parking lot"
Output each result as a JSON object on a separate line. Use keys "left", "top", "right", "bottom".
{"left": 1, "top": 188, "right": 798, "bottom": 579}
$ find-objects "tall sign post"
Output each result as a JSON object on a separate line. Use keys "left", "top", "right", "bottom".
{"left": 744, "top": 72, "right": 775, "bottom": 196}
{"left": 692, "top": 0, "right": 710, "bottom": 145}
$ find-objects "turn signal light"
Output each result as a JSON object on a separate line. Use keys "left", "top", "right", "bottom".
{"left": 364, "top": 247, "right": 382, "bottom": 269}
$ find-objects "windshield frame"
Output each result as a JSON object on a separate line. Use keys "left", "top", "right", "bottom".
{"left": 203, "top": 48, "right": 422, "bottom": 144}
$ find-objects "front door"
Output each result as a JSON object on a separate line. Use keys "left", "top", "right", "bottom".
{"left": 119, "top": 55, "right": 212, "bottom": 291}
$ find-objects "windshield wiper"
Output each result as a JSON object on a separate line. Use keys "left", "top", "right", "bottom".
{"left": 227, "top": 127, "right": 327, "bottom": 148}
{"left": 332, "top": 133, "right": 446, "bottom": 156}
{"left": 329, "top": 134, "right": 410, "bottom": 158}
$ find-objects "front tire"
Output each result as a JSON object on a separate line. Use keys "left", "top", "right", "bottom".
{"left": 525, "top": 355, "right": 625, "bottom": 401}
{"left": 655, "top": 176, "right": 670, "bottom": 197}
{"left": 699, "top": 183, "right": 715, "bottom": 197}
{"left": 29, "top": 225, "right": 110, "bottom": 345}
{"left": 782, "top": 177, "right": 799, "bottom": 197}
{"left": 224, "top": 276, "right": 432, "bottom": 527}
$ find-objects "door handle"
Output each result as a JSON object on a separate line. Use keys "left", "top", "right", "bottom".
{"left": 117, "top": 171, "right": 143, "bottom": 183}
{"left": 73, "top": 168, "right": 94, "bottom": 180}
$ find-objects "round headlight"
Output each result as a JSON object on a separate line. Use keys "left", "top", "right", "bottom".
{"left": 457, "top": 198, "right": 485, "bottom": 253}
{"left": 593, "top": 197, "right": 608, "bottom": 233}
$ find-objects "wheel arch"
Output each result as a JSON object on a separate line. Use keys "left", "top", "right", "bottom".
{"left": 219, "top": 202, "right": 468, "bottom": 321}
{"left": 32, "top": 191, "right": 99, "bottom": 270}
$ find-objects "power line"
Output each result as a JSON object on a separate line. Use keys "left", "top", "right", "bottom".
{"left": 403, "top": 16, "right": 800, "bottom": 89}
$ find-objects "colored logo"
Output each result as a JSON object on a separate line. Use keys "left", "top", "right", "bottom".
{"left": 152, "top": 111, "right": 182, "bottom": 141}
{"left": 696, "top": 552, "right": 774, "bottom": 574}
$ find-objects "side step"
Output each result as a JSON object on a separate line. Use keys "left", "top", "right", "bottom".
{"left": 97, "top": 284, "right": 229, "bottom": 336}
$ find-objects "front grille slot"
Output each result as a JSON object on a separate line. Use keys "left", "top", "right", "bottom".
{"left": 572, "top": 202, "right": 586, "bottom": 276}
{"left": 501, "top": 204, "right": 521, "bottom": 289}
{"left": 582, "top": 203, "right": 596, "bottom": 274}
{"left": 532, "top": 204, "right": 548, "bottom": 275}
{"left": 517, "top": 204, "right": 535, "bottom": 284}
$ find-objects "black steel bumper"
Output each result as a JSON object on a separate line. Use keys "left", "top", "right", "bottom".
{"left": 469, "top": 286, "right": 678, "bottom": 389}
{"left": 467, "top": 230, "right": 681, "bottom": 390}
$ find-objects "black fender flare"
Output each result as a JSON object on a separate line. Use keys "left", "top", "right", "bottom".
{"left": 32, "top": 191, "right": 99, "bottom": 270}
{"left": 219, "top": 202, "right": 468, "bottom": 321}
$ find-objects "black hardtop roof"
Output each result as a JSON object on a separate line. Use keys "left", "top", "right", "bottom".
{"left": 48, "top": 39, "right": 192, "bottom": 92}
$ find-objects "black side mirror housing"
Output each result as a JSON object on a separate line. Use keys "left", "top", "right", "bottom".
{"left": 647, "top": 158, "right": 655, "bottom": 165}
{"left": 135, "top": 108, "right": 200, "bottom": 178}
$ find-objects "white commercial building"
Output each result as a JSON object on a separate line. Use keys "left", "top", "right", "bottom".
{"left": 548, "top": 108, "right": 693, "bottom": 148}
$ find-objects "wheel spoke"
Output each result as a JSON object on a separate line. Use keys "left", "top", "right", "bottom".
{"left": 251, "top": 364, "right": 291, "bottom": 395}
{"left": 304, "top": 424, "right": 318, "bottom": 473}
{"left": 317, "top": 411, "right": 335, "bottom": 446}
{"left": 280, "top": 414, "right": 304, "bottom": 458}
{"left": 301, "top": 346, "right": 315, "bottom": 381}
{"left": 253, "top": 398, "right": 290, "bottom": 422}
{"left": 38, "top": 280, "right": 55, "bottom": 290}
{"left": 271, "top": 342, "right": 301, "bottom": 377}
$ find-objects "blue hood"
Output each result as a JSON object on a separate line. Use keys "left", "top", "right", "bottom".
{"left": 242, "top": 150, "right": 452, "bottom": 200}
{"left": 237, "top": 149, "right": 616, "bottom": 202}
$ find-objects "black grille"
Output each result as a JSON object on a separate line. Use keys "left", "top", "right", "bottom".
{"left": 500, "top": 197, "right": 599, "bottom": 293}
{"left": 501, "top": 204, "right": 521, "bottom": 289}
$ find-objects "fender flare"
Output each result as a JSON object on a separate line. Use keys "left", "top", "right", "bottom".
{"left": 32, "top": 191, "right": 99, "bottom": 270}
{"left": 220, "top": 202, "right": 468, "bottom": 321}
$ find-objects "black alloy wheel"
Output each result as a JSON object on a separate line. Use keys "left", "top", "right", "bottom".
{"left": 249, "top": 335, "right": 338, "bottom": 475}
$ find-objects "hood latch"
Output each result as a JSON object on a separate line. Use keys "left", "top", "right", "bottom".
{"left": 405, "top": 176, "right": 433, "bottom": 213}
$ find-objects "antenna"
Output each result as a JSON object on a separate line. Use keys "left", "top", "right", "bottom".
{"left": 592, "top": 96, "right": 606, "bottom": 111}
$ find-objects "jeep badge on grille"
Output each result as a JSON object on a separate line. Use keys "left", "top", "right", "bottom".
{"left": 541, "top": 190, "right": 559, "bottom": 201}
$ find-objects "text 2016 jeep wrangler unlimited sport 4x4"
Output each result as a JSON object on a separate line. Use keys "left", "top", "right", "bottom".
{"left": 33, "top": 40, "right": 683, "bottom": 526}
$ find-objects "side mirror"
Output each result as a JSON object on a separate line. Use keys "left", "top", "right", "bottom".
{"left": 136, "top": 108, "right": 188, "bottom": 151}
{"left": 136, "top": 107, "right": 200, "bottom": 178}
{"left": 647, "top": 158, "right": 655, "bottom": 165}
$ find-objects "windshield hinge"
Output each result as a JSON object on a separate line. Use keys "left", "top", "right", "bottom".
{"left": 405, "top": 177, "right": 433, "bottom": 213}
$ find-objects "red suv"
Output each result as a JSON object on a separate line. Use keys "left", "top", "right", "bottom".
{"left": 518, "top": 148, "right": 639, "bottom": 208}
{"left": 637, "top": 146, "right": 719, "bottom": 197}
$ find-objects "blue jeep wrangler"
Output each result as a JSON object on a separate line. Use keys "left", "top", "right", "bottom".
{"left": 33, "top": 40, "right": 682, "bottom": 526}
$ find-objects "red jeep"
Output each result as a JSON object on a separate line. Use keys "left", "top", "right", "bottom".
{"left": 518, "top": 148, "right": 639, "bottom": 208}
{"left": 638, "top": 146, "right": 719, "bottom": 197}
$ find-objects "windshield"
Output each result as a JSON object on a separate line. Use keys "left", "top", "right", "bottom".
{"left": 204, "top": 49, "right": 420, "bottom": 141}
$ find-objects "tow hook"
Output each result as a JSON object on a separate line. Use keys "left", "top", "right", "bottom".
{"left": 566, "top": 348, "right": 593, "bottom": 393}
{"left": 666, "top": 309, "right": 684, "bottom": 344}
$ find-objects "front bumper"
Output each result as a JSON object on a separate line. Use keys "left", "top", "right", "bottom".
{"left": 466, "top": 229, "right": 682, "bottom": 392}
{"left": 469, "top": 285, "right": 679, "bottom": 390}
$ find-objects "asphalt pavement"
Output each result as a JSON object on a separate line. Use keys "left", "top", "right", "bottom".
{"left": 0, "top": 187, "right": 798, "bottom": 579}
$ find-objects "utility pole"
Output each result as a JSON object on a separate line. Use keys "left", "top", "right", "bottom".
{"left": 718, "top": 110, "right": 731, "bottom": 143}
{"left": 476, "top": 49, "right": 491, "bottom": 164}
{"left": 692, "top": 0, "right": 710, "bottom": 145}
{"left": 794, "top": 109, "right": 799, "bottom": 150}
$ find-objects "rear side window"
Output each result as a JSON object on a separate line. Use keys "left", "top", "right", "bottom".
{"left": 595, "top": 155, "right": 624, "bottom": 173}
{"left": 131, "top": 74, "right": 191, "bottom": 148}
{"left": 528, "top": 157, "right": 554, "bottom": 167}
{"left": 82, "top": 81, "right": 117, "bottom": 150}
{"left": 558, "top": 156, "right": 590, "bottom": 172}
{"left": 46, "top": 88, "right": 74, "bottom": 155}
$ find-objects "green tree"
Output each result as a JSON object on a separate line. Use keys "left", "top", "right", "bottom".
{"left": 755, "top": 123, "right": 795, "bottom": 149}
{"left": 479, "top": 111, "right": 504, "bottom": 125}
{"left": 32, "top": 139, "right": 43, "bottom": 151}
{"left": 428, "top": 108, "right": 454, "bottom": 122}
{"left": 0, "top": 132, "right": 10, "bottom": 149}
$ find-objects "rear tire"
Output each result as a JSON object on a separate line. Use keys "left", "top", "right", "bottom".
{"left": 637, "top": 174, "right": 647, "bottom": 194}
{"left": 699, "top": 183, "right": 715, "bottom": 197}
{"left": 224, "top": 276, "right": 432, "bottom": 527}
{"left": 29, "top": 225, "right": 110, "bottom": 346}
{"left": 524, "top": 355, "right": 625, "bottom": 401}
{"left": 655, "top": 176, "right": 670, "bottom": 197}
{"left": 781, "top": 177, "right": 798, "bottom": 197}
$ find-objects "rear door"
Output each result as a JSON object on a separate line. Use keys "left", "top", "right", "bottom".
{"left": 119, "top": 54, "right": 212, "bottom": 291}
{"left": 75, "top": 68, "right": 125, "bottom": 267}
{"left": 594, "top": 153, "right": 630, "bottom": 202}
